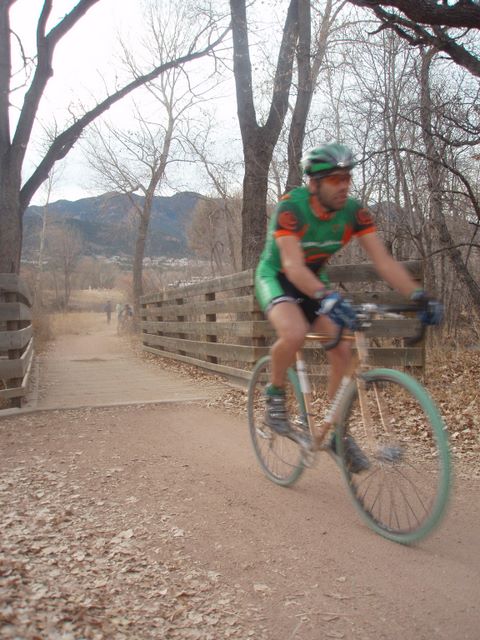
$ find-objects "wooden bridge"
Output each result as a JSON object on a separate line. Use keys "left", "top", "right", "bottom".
{"left": 0, "top": 261, "right": 424, "bottom": 410}
{"left": 140, "top": 262, "right": 425, "bottom": 385}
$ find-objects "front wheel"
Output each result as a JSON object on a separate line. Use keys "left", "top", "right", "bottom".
{"left": 335, "top": 369, "right": 451, "bottom": 544}
{"left": 247, "top": 356, "right": 307, "bottom": 486}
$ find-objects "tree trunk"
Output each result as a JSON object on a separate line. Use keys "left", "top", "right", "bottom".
{"left": 132, "top": 208, "right": 150, "bottom": 319}
{"left": 285, "top": 0, "right": 312, "bottom": 192}
{"left": 285, "top": 0, "right": 335, "bottom": 192}
{"left": 241, "top": 145, "right": 272, "bottom": 269}
{"left": 230, "top": 0, "right": 299, "bottom": 270}
{"left": 0, "top": 184, "right": 23, "bottom": 273}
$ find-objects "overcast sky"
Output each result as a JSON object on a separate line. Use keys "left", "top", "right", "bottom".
{"left": 11, "top": 0, "right": 240, "bottom": 205}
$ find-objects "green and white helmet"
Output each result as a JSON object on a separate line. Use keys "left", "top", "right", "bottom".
{"left": 301, "top": 143, "right": 356, "bottom": 177}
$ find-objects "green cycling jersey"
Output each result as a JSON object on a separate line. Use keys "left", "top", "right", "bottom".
{"left": 255, "top": 186, "right": 376, "bottom": 311}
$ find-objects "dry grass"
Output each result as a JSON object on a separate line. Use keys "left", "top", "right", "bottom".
{"left": 32, "top": 309, "right": 105, "bottom": 353}
{"left": 69, "top": 288, "right": 125, "bottom": 311}
{"left": 48, "top": 311, "right": 103, "bottom": 336}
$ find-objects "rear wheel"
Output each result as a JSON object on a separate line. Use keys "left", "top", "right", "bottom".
{"left": 247, "top": 356, "right": 308, "bottom": 486}
{"left": 335, "top": 369, "right": 451, "bottom": 544}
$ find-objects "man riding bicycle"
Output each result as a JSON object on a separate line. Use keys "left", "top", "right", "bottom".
{"left": 255, "top": 143, "right": 442, "bottom": 472}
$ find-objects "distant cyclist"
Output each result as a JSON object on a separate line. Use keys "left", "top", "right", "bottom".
{"left": 117, "top": 303, "right": 133, "bottom": 334}
{"left": 255, "top": 143, "right": 443, "bottom": 471}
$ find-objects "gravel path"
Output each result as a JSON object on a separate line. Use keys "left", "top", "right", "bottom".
{"left": 1, "top": 318, "right": 479, "bottom": 639}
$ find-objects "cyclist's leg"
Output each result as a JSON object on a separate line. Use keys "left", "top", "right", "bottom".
{"left": 310, "top": 314, "right": 368, "bottom": 470}
{"left": 267, "top": 302, "right": 309, "bottom": 388}
{"left": 264, "top": 303, "right": 309, "bottom": 435}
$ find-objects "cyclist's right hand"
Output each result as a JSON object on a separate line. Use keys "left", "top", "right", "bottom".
{"left": 316, "top": 291, "right": 358, "bottom": 330}
{"left": 410, "top": 290, "right": 443, "bottom": 326}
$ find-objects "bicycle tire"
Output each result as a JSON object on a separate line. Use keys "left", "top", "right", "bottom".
{"left": 247, "top": 356, "right": 307, "bottom": 486}
{"left": 335, "top": 368, "right": 451, "bottom": 544}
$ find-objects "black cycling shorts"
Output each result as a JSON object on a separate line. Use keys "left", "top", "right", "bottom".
{"left": 260, "top": 273, "right": 319, "bottom": 324}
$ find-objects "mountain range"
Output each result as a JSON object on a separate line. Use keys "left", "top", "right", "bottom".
{"left": 23, "top": 191, "right": 202, "bottom": 260}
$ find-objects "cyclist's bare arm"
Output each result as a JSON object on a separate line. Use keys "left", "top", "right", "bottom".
{"left": 276, "top": 235, "right": 327, "bottom": 297}
{"left": 359, "top": 232, "right": 420, "bottom": 298}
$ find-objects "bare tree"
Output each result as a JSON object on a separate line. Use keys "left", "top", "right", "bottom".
{"left": 230, "top": 0, "right": 300, "bottom": 269}
{"left": 187, "top": 196, "right": 242, "bottom": 275}
{"left": 76, "top": 257, "right": 119, "bottom": 290}
{"left": 45, "top": 222, "right": 84, "bottom": 308}
{"left": 84, "top": 0, "right": 221, "bottom": 315}
{"left": 285, "top": 0, "right": 348, "bottom": 191}
{"left": 186, "top": 121, "right": 243, "bottom": 274}
{"left": 418, "top": 48, "right": 480, "bottom": 311}
{"left": 33, "top": 167, "right": 60, "bottom": 307}
{"left": 230, "top": 0, "right": 352, "bottom": 267}
{"left": 0, "top": 0, "right": 229, "bottom": 274}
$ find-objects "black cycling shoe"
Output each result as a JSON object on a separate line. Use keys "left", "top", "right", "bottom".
{"left": 264, "top": 394, "right": 291, "bottom": 436}
{"left": 329, "top": 432, "right": 370, "bottom": 474}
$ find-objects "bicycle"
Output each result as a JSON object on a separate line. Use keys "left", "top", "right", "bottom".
{"left": 247, "top": 303, "right": 451, "bottom": 544}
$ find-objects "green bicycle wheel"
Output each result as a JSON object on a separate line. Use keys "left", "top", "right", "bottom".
{"left": 247, "top": 356, "right": 308, "bottom": 486}
{"left": 335, "top": 368, "right": 451, "bottom": 544}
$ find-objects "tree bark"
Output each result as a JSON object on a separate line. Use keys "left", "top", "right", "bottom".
{"left": 347, "top": 0, "right": 480, "bottom": 28}
{"left": 132, "top": 205, "right": 150, "bottom": 318}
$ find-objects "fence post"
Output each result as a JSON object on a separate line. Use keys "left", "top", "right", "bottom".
{"left": 205, "top": 291, "right": 217, "bottom": 364}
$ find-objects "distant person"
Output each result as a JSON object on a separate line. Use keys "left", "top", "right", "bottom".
{"left": 116, "top": 302, "right": 123, "bottom": 322}
{"left": 104, "top": 300, "right": 112, "bottom": 324}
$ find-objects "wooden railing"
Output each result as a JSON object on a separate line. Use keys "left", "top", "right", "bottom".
{"left": 140, "top": 261, "right": 424, "bottom": 384}
{"left": 0, "top": 274, "right": 34, "bottom": 408}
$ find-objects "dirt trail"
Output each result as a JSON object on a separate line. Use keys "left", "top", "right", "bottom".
{"left": 1, "top": 318, "right": 479, "bottom": 639}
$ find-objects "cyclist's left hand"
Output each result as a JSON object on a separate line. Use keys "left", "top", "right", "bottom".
{"left": 410, "top": 290, "right": 443, "bottom": 326}
{"left": 316, "top": 291, "right": 358, "bottom": 330}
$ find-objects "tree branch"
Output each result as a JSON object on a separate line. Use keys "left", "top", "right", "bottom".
{"left": 348, "top": 0, "right": 480, "bottom": 28}
{"left": 354, "top": 3, "right": 480, "bottom": 77}
{"left": 19, "top": 25, "right": 229, "bottom": 211}
{"left": 11, "top": 1, "right": 101, "bottom": 169}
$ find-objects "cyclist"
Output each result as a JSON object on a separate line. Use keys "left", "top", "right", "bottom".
{"left": 118, "top": 303, "right": 133, "bottom": 333}
{"left": 255, "top": 143, "right": 442, "bottom": 472}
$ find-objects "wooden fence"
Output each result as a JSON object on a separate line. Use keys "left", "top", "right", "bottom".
{"left": 0, "top": 274, "right": 34, "bottom": 408}
{"left": 141, "top": 261, "right": 424, "bottom": 385}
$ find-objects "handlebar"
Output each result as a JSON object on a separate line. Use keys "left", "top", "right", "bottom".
{"left": 318, "top": 302, "right": 427, "bottom": 351}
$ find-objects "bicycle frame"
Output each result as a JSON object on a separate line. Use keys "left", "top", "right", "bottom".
{"left": 295, "top": 323, "right": 393, "bottom": 451}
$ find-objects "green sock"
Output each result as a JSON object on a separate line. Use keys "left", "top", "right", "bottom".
{"left": 266, "top": 383, "right": 285, "bottom": 397}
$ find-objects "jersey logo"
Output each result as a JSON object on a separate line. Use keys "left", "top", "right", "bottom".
{"left": 278, "top": 211, "right": 299, "bottom": 231}
{"left": 356, "top": 208, "right": 374, "bottom": 226}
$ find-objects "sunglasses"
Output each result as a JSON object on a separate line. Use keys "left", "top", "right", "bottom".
{"left": 322, "top": 173, "right": 352, "bottom": 186}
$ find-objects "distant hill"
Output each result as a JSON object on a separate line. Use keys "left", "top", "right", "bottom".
{"left": 23, "top": 191, "right": 202, "bottom": 259}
